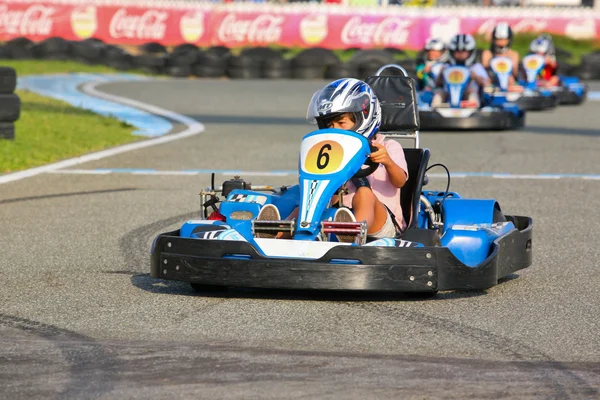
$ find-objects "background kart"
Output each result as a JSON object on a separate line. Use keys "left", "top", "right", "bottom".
{"left": 150, "top": 65, "right": 533, "bottom": 296}
{"left": 486, "top": 56, "right": 557, "bottom": 112}
{"left": 416, "top": 64, "right": 525, "bottom": 131}
{"left": 548, "top": 75, "right": 588, "bottom": 105}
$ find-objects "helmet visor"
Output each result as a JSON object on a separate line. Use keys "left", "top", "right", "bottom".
{"left": 306, "top": 85, "right": 371, "bottom": 125}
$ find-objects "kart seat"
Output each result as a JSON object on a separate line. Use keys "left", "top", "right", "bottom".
{"left": 364, "top": 73, "right": 420, "bottom": 133}
{"left": 400, "top": 148, "right": 431, "bottom": 231}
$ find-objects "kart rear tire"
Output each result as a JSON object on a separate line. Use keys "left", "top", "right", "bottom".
{"left": 419, "top": 110, "right": 522, "bottom": 131}
{"left": 190, "top": 283, "right": 228, "bottom": 293}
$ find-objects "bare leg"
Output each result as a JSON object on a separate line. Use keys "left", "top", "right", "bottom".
{"left": 351, "top": 187, "right": 388, "bottom": 234}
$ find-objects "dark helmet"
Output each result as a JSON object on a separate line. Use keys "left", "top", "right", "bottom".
{"left": 491, "top": 23, "right": 513, "bottom": 54}
{"left": 448, "top": 34, "right": 477, "bottom": 67}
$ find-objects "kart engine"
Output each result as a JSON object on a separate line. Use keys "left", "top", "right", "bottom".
{"left": 222, "top": 176, "right": 251, "bottom": 197}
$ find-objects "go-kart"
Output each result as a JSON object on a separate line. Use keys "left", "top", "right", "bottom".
{"left": 518, "top": 54, "right": 586, "bottom": 107}
{"left": 415, "top": 64, "right": 525, "bottom": 131}
{"left": 555, "top": 75, "right": 587, "bottom": 105}
{"left": 150, "top": 66, "right": 533, "bottom": 296}
{"left": 485, "top": 56, "right": 556, "bottom": 111}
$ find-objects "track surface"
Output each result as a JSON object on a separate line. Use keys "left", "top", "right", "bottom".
{"left": 1, "top": 79, "right": 599, "bottom": 399}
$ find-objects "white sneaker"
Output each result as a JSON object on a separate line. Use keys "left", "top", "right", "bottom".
{"left": 333, "top": 207, "right": 357, "bottom": 243}
{"left": 254, "top": 204, "right": 281, "bottom": 239}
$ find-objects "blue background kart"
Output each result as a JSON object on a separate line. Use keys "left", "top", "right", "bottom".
{"left": 150, "top": 66, "right": 533, "bottom": 296}
{"left": 415, "top": 65, "right": 525, "bottom": 131}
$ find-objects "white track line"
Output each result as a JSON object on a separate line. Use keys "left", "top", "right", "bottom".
{"left": 0, "top": 79, "right": 205, "bottom": 185}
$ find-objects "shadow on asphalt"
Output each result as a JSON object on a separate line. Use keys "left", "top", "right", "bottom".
{"left": 122, "top": 273, "right": 528, "bottom": 303}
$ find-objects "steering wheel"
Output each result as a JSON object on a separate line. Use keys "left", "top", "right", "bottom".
{"left": 352, "top": 145, "right": 380, "bottom": 179}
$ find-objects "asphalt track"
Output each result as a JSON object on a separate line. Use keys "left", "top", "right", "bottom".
{"left": 1, "top": 79, "right": 599, "bottom": 399}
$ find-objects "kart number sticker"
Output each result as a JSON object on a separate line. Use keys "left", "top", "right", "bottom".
{"left": 444, "top": 67, "right": 469, "bottom": 85}
{"left": 491, "top": 57, "right": 512, "bottom": 74}
{"left": 304, "top": 140, "right": 344, "bottom": 174}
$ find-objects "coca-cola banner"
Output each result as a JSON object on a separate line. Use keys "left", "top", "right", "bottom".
{"left": 1, "top": 1, "right": 599, "bottom": 49}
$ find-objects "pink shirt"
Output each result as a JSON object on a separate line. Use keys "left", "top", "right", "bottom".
{"left": 341, "top": 135, "right": 409, "bottom": 231}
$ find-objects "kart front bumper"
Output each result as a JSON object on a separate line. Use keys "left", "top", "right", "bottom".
{"left": 516, "top": 93, "right": 558, "bottom": 111}
{"left": 556, "top": 87, "right": 587, "bottom": 105}
{"left": 150, "top": 216, "right": 532, "bottom": 293}
{"left": 419, "top": 110, "right": 524, "bottom": 131}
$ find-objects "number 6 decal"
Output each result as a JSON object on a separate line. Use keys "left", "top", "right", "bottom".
{"left": 316, "top": 144, "right": 331, "bottom": 169}
{"left": 305, "top": 140, "right": 344, "bottom": 174}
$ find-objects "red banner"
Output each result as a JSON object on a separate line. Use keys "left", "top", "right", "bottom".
{"left": 0, "top": 1, "right": 598, "bottom": 49}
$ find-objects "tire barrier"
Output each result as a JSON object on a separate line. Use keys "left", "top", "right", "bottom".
{"left": 0, "top": 37, "right": 598, "bottom": 82}
{"left": 0, "top": 66, "right": 19, "bottom": 140}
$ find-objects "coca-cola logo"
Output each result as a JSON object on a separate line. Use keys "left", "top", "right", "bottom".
{"left": 109, "top": 8, "right": 168, "bottom": 40}
{"left": 0, "top": 4, "right": 55, "bottom": 36}
{"left": 217, "top": 13, "right": 284, "bottom": 44}
{"left": 512, "top": 19, "right": 548, "bottom": 33}
{"left": 341, "top": 16, "right": 412, "bottom": 46}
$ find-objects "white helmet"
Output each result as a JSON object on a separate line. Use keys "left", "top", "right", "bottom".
{"left": 448, "top": 34, "right": 477, "bottom": 67}
{"left": 530, "top": 34, "right": 555, "bottom": 56}
{"left": 306, "top": 78, "right": 381, "bottom": 140}
{"left": 491, "top": 23, "right": 513, "bottom": 54}
{"left": 424, "top": 37, "right": 449, "bottom": 63}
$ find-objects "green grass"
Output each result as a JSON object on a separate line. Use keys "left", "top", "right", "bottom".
{"left": 0, "top": 59, "right": 128, "bottom": 76}
{"left": 0, "top": 90, "right": 139, "bottom": 173}
{"left": 476, "top": 33, "right": 600, "bottom": 65}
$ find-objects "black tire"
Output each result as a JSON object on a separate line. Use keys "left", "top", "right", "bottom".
{"left": 166, "top": 66, "right": 192, "bottom": 78}
{"left": 261, "top": 67, "right": 291, "bottom": 79}
{"left": 227, "top": 54, "right": 261, "bottom": 69}
{"left": 0, "top": 67, "right": 17, "bottom": 94}
{"left": 33, "top": 37, "right": 71, "bottom": 58}
{"left": 227, "top": 67, "right": 261, "bottom": 79}
{"left": 348, "top": 49, "right": 395, "bottom": 67}
{"left": 0, "top": 94, "right": 20, "bottom": 122}
{"left": 324, "top": 63, "right": 359, "bottom": 79}
{"left": 572, "top": 64, "right": 600, "bottom": 80}
{"left": 206, "top": 46, "right": 231, "bottom": 58}
{"left": 292, "top": 66, "right": 325, "bottom": 79}
{"left": 0, "top": 122, "right": 15, "bottom": 140}
{"left": 168, "top": 49, "right": 201, "bottom": 67}
{"left": 3, "top": 37, "right": 34, "bottom": 59}
{"left": 292, "top": 48, "right": 339, "bottom": 67}
{"left": 240, "top": 47, "right": 282, "bottom": 61}
{"left": 195, "top": 52, "right": 226, "bottom": 69}
{"left": 71, "top": 39, "right": 105, "bottom": 62}
{"left": 262, "top": 57, "right": 290, "bottom": 70}
{"left": 140, "top": 42, "right": 167, "bottom": 54}
{"left": 134, "top": 54, "right": 168, "bottom": 68}
{"left": 172, "top": 43, "right": 199, "bottom": 54}
{"left": 192, "top": 64, "right": 225, "bottom": 78}
{"left": 104, "top": 45, "right": 129, "bottom": 61}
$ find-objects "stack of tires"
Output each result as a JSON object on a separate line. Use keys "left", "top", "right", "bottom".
{"left": 0, "top": 66, "right": 20, "bottom": 140}
{"left": 573, "top": 51, "right": 600, "bottom": 80}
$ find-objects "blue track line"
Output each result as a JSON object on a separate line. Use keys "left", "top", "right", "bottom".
{"left": 17, "top": 73, "right": 173, "bottom": 137}
{"left": 48, "top": 168, "right": 600, "bottom": 180}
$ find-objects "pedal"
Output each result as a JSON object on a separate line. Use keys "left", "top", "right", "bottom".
{"left": 252, "top": 220, "right": 295, "bottom": 237}
{"left": 321, "top": 221, "right": 367, "bottom": 245}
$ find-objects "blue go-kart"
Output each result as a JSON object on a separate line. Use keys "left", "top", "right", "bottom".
{"left": 416, "top": 63, "right": 525, "bottom": 130}
{"left": 485, "top": 56, "right": 555, "bottom": 111}
{"left": 519, "top": 54, "right": 587, "bottom": 106}
{"left": 150, "top": 65, "right": 533, "bottom": 296}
